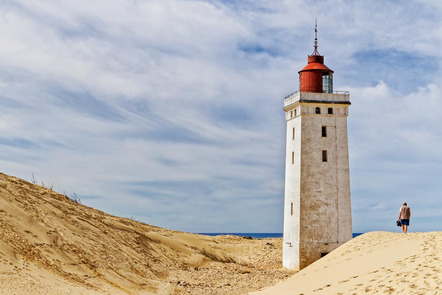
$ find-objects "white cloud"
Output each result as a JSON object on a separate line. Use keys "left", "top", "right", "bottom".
{"left": 349, "top": 80, "right": 442, "bottom": 232}
{"left": 0, "top": 0, "right": 440, "bottom": 233}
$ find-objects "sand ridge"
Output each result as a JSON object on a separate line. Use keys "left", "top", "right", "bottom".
{"left": 250, "top": 231, "right": 442, "bottom": 295}
{"left": 0, "top": 172, "right": 293, "bottom": 294}
{"left": 1, "top": 172, "right": 440, "bottom": 294}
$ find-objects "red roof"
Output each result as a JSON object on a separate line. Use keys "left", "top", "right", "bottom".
{"left": 299, "top": 62, "right": 333, "bottom": 73}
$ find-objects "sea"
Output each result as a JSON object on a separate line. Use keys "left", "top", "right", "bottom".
{"left": 199, "top": 233, "right": 363, "bottom": 239}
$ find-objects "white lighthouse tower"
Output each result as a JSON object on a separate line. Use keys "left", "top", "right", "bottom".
{"left": 283, "top": 25, "right": 352, "bottom": 270}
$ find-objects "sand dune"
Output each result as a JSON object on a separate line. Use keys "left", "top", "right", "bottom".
{"left": 0, "top": 172, "right": 293, "bottom": 294}
{"left": 1, "top": 172, "right": 440, "bottom": 294}
{"left": 250, "top": 231, "right": 441, "bottom": 295}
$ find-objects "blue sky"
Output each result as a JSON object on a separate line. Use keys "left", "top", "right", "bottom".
{"left": 0, "top": 0, "right": 441, "bottom": 233}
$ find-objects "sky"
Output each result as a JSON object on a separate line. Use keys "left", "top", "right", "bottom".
{"left": 0, "top": 0, "right": 441, "bottom": 234}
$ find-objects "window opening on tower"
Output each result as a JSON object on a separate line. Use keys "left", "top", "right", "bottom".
{"left": 315, "top": 107, "right": 321, "bottom": 114}
{"left": 322, "top": 126, "right": 327, "bottom": 137}
{"left": 322, "top": 150, "right": 328, "bottom": 162}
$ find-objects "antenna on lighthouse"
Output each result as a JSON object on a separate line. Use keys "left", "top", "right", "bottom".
{"left": 313, "top": 19, "right": 320, "bottom": 56}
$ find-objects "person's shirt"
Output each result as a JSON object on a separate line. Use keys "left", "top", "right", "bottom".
{"left": 399, "top": 206, "right": 411, "bottom": 220}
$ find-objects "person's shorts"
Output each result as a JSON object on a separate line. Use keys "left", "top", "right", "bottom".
{"left": 401, "top": 219, "right": 410, "bottom": 226}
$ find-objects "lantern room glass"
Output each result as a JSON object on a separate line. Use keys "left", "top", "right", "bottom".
{"left": 322, "top": 73, "right": 333, "bottom": 93}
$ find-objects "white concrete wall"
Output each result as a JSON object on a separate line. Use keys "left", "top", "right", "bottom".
{"left": 283, "top": 107, "right": 301, "bottom": 269}
{"left": 283, "top": 93, "right": 352, "bottom": 270}
{"left": 284, "top": 92, "right": 349, "bottom": 108}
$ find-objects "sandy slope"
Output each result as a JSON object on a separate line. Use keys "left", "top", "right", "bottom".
{"left": 2, "top": 172, "right": 440, "bottom": 295}
{"left": 0, "top": 173, "right": 293, "bottom": 295}
{"left": 250, "top": 231, "right": 442, "bottom": 295}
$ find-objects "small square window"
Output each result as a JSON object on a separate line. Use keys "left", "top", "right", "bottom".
{"left": 328, "top": 108, "right": 333, "bottom": 114}
{"left": 315, "top": 107, "right": 321, "bottom": 114}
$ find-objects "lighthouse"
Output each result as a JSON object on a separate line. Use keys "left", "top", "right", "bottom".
{"left": 282, "top": 24, "right": 352, "bottom": 270}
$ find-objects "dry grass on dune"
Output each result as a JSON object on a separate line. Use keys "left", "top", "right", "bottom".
{"left": 0, "top": 173, "right": 293, "bottom": 295}
{"left": 251, "top": 231, "right": 442, "bottom": 295}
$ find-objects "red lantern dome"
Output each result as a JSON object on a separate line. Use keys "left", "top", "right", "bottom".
{"left": 298, "top": 23, "right": 333, "bottom": 93}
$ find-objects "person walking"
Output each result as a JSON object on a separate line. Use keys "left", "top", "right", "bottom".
{"left": 398, "top": 202, "right": 411, "bottom": 234}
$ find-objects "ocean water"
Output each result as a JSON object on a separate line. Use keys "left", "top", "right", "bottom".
{"left": 199, "top": 233, "right": 363, "bottom": 239}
